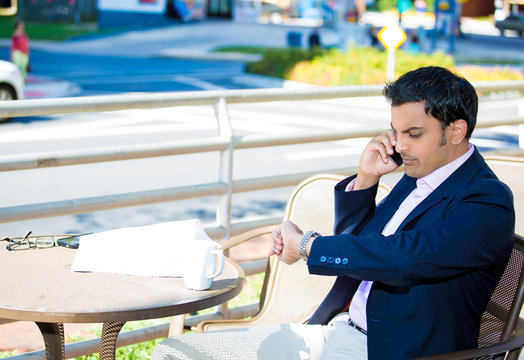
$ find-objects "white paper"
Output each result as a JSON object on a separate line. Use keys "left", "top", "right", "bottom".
{"left": 70, "top": 219, "right": 212, "bottom": 277}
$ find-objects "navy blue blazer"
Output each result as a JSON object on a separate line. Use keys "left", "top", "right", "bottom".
{"left": 307, "top": 148, "right": 515, "bottom": 359}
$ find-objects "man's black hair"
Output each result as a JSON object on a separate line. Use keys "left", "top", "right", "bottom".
{"left": 383, "top": 66, "right": 478, "bottom": 139}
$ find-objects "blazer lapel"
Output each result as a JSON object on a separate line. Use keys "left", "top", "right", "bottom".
{"left": 397, "top": 187, "right": 447, "bottom": 230}
{"left": 396, "top": 147, "right": 484, "bottom": 231}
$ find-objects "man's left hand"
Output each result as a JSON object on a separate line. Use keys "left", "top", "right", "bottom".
{"left": 270, "top": 220, "right": 303, "bottom": 265}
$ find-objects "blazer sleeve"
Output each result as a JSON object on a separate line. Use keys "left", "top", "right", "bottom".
{"left": 333, "top": 175, "right": 379, "bottom": 235}
{"left": 308, "top": 176, "right": 515, "bottom": 287}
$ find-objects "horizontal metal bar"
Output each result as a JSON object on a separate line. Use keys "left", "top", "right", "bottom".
{"left": 0, "top": 85, "right": 384, "bottom": 118}
{"left": 0, "top": 137, "right": 228, "bottom": 172}
{"left": 1, "top": 115, "right": 521, "bottom": 173}
{"left": 229, "top": 215, "right": 283, "bottom": 237}
{"left": 473, "top": 80, "right": 524, "bottom": 93}
{"left": 0, "top": 167, "right": 354, "bottom": 224}
{"left": 235, "top": 127, "right": 386, "bottom": 149}
{"left": 1, "top": 80, "right": 522, "bottom": 118}
{"left": 0, "top": 183, "right": 228, "bottom": 224}
{"left": 183, "top": 303, "right": 260, "bottom": 328}
{"left": 475, "top": 115, "right": 524, "bottom": 129}
{"left": 232, "top": 168, "right": 354, "bottom": 193}
{"left": 240, "top": 259, "right": 268, "bottom": 276}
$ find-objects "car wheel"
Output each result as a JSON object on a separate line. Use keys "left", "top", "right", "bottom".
{"left": 0, "top": 84, "right": 16, "bottom": 123}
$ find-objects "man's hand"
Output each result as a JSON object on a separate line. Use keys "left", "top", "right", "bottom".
{"left": 269, "top": 221, "right": 304, "bottom": 265}
{"left": 355, "top": 129, "right": 400, "bottom": 190}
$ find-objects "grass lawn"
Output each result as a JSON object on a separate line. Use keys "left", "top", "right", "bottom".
{"left": 0, "top": 16, "right": 107, "bottom": 41}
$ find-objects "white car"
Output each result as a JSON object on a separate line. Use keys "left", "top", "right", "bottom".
{"left": 0, "top": 59, "right": 24, "bottom": 122}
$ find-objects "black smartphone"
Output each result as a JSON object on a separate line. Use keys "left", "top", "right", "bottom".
{"left": 390, "top": 149, "right": 403, "bottom": 166}
{"left": 57, "top": 234, "right": 91, "bottom": 249}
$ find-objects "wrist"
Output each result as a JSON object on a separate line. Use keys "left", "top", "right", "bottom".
{"left": 354, "top": 173, "right": 379, "bottom": 190}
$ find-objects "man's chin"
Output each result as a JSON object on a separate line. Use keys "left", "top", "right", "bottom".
{"left": 404, "top": 167, "right": 423, "bottom": 179}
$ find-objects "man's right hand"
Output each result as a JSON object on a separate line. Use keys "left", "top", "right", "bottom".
{"left": 354, "top": 129, "right": 400, "bottom": 190}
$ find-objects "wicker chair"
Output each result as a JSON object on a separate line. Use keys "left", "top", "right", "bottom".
{"left": 417, "top": 234, "right": 524, "bottom": 360}
{"left": 196, "top": 174, "right": 392, "bottom": 331}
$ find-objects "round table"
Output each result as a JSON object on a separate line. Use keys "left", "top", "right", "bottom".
{"left": 0, "top": 243, "right": 245, "bottom": 359}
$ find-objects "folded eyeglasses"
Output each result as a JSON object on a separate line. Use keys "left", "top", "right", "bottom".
{"left": 3, "top": 231, "right": 56, "bottom": 251}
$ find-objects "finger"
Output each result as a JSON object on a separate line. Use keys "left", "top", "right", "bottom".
{"left": 271, "top": 242, "right": 282, "bottom": 254}
{"left": 385, "top": 129, "right": 397, "bottom": 148}
{"left": 271, "top": 226, "right": 282, "bottom": 243}
{"left": 374, "top": 133, "right": 397, "bottom": 163}
{"left": 370, "top": 138, "right": 390, "bottom": 164}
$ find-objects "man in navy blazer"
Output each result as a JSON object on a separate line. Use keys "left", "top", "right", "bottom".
{"left": 152, "top": 66, "right": 515, "bottom": 360}
{"left": 271, "top": 66, "right": 515, "bottom": 359}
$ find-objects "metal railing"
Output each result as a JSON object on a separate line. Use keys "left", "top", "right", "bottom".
{"left": 1, "top": 80, "right": 524, "bottom": 359}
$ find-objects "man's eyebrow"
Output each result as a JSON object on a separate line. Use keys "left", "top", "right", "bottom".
{"left": 390, "top": 123, "right": 424, "bottom": 133}
{"left": 401, "top": 127, "right": 424, "bottom": 133}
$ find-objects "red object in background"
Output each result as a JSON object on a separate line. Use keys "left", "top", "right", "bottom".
{"left": 140, "top": 0, "right": 157, "bottom": 3}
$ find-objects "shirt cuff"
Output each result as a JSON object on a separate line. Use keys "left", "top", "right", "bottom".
{"left": 345, "top": 179, "right": 356, "bottom": 192}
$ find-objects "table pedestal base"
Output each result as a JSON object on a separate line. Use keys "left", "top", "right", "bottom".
{"left": 36, "top": 321, "right": 126, "bottom": 360}
{"left": 100, "top": 322, "right": 126, "bottom": 360}
{"left": 36, "top": 322, "right": 65, "bottom": 360}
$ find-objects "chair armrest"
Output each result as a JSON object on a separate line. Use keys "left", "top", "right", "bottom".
{"left": 416, "top": 318, "right": 524, "bottom": 360}
{"left": 219, "top": 225, "right": 275, "bottom": 251}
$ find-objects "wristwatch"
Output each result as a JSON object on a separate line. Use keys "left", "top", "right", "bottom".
{"left": 299, "top": 231, "right": 320, "bottom": 261}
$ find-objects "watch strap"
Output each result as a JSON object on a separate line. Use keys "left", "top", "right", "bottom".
{"left": 299, "top": 231, "right": 320, "bottom": 261}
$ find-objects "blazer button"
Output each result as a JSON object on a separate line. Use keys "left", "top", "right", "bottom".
{"left": 327, "top": 257, "right": 334, "bottom": 263}
{"left": 342, "top": 258, "right": 349, "bottom": 265}
{"left": 334, "top": 257, "right": 341, "bottom": 264}
{"left": 320, "top": 256, "right": 327, "bottom": 263}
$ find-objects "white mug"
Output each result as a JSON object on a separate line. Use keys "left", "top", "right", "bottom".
{"left": 183, "top": 240, "right": 225, "bottom": 290}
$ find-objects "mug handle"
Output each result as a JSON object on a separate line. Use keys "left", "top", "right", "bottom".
{"left": 209, "top": 249, "right": 225, "bottom": 278}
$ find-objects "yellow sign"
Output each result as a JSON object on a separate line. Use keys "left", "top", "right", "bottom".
{"left": 377, "top": 25, "right": 407, "bottom": 50}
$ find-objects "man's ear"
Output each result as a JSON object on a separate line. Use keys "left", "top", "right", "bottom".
{"left": 450, "top": 119, "right": 468, "bottom": 145}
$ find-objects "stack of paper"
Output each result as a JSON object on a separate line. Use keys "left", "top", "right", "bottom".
{"left": 70, "top": 219, "right": 212, "bottom": 277}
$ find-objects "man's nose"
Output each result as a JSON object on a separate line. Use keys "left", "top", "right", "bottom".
{"left": 395, "top": 139, "right": 406, "bottom": 154}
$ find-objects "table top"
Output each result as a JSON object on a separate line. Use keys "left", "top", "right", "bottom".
{"left": 0, "top": 244, "right": 244, "bottom": 323}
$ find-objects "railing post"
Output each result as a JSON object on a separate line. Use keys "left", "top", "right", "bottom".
{"left": 519, "top": 101, "right": 524, "bottom": 149}
{"left": 215, "top": 97, "right": 234, "bottom": 244}
{"left": 215, "top": 97, "right": 234, "bottom": 319}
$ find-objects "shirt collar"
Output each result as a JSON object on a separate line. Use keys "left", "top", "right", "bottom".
{"left": 417, "top": 143, "right": 474, "bottom": 192}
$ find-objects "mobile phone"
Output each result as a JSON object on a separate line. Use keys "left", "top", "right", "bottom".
{"left": 57, "top": 233, "right": 91, "bottom": 249}
{"left": 390, "top": 149, "right": 403, "bottom": 166}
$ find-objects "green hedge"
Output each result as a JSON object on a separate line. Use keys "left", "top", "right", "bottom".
{"left": 245, "top": 46, "right": 524, "bottom": 86}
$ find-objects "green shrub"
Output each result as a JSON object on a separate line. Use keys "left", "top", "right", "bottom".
{"left": 245, "top": 45, "right": 524, "bottom": 86}
{"left": 245, "top": 47, "right": 325, "bottom": 79}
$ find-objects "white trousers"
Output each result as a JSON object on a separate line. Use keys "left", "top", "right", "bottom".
{"left": 152, "top": 313, "right": 368, "bottom": 360}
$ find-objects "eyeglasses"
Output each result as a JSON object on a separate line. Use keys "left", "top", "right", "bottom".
{"left": 3, "top": 231, "right": 56, "bottom": 251}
